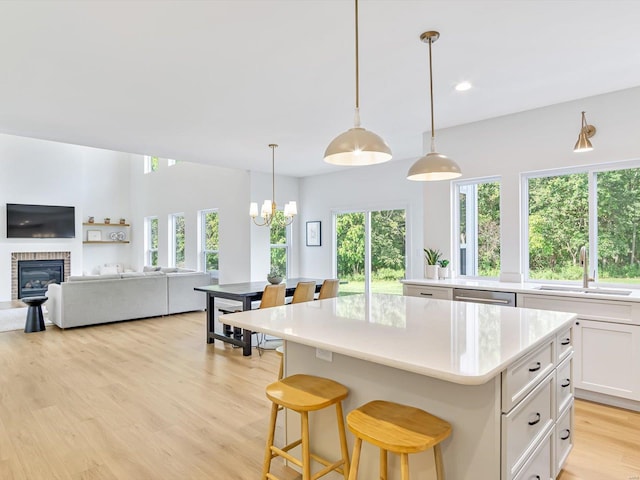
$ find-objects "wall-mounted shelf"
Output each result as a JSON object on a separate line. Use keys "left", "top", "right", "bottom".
{"left": 82, "top": 223, "right": 130, "bottom": 227}
{"left": 83, "top": 240, "right": 130, "bottom": 244}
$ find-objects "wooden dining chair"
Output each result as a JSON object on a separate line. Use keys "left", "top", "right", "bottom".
{"left": 318, "top": 279, "right": 340, "bottom": 299}
{"left": 291, "top": 281, "right": 316, "bottom": 304}
{"left": 260, "top": 283, "right": 286, "bottom": 309}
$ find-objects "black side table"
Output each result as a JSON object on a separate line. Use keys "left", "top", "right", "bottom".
{"left": 22, "top": 296, "right": 48, "bottom": 333}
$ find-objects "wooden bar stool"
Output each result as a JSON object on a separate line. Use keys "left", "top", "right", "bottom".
{"left": 262, "top": 374, "right": 350, "bottom": 480}
{"left": 346, "top": 400, "right": 451, "bottom": 480}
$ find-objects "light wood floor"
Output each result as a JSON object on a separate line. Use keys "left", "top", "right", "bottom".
{"left": 0, "top": 311, "right": 637, "bottom": 479}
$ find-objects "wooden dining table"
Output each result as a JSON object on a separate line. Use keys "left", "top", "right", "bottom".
{"left": 194, "top": 278, "right": 323, "bottom": 356}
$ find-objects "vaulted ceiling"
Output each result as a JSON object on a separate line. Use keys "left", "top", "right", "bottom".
{"left": 1, "top": 1, "right": 639, "bottom": 177}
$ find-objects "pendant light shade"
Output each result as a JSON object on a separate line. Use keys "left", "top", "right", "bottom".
{"left": 407, "top": 31, "right": 461, "bottom": 182}
{"left": 324, "top": 0, "right": 391, "bottom": 166}
{"left": 573, "top": 111, "right": 596, "bottom": 153}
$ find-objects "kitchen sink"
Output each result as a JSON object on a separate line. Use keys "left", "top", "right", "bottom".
{"left": 536, "top": 285, "right": 632, "bottom": 296}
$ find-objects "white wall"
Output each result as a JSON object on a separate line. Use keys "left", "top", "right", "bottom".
{"left": 422, "top": 86, "right": 640, "bottom": 281}
{"left": 297, "top": 159, "right": 424, "bottom": 279}
{"left": 128, "top": 158, "right": 253, "bottom": 284}
{"left": 0, "top": 134, "right": 132, "bottom": 300}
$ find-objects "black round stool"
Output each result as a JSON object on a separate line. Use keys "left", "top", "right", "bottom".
{"left": 22, "top": 296, "right": 48, "bottom": 333}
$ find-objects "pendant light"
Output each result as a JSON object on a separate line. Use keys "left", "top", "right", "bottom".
{"left": 407, "top": 31, "right": 462, "bottom": 181}
{"left": 573, "top": 111, "right": 596, "bottom": 153}
{"left": 249, "top": 144, "right": 297, "bottom": 227}
{"left": 323, "top": 0, "right": 391, "bottom": 166}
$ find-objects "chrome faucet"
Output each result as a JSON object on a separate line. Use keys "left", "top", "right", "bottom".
{"left": 579, "top": 246, "right": 594, "bottom": 288}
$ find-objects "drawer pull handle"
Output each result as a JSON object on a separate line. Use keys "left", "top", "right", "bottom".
{"left": 561, "top": 379, "right": 571, "bottom": 388}
{"left": 560, "top": 429, "right": 571, "bottom": 440}
{"left": 532, "top": 476, "right": 541, "bottom": 480}
{"left": 420, "top": 293, "right": 433, "bottom": 296}
{"left": 528, "top": 413, "right": 541, "bottom": 426}
{"left": 528, "top": 362, "right": 541, "bottom": 372}
{"left": 561, "top": 338, "right": 571, "bottom": 346}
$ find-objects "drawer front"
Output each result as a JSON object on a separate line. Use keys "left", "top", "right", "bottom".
{"left": 502, "top": 372, "right": 555, "bottom": 479}
{"left": 556, "top": 326, "right": 573, "bottom": 363}
{"left": 513, "top": 428, "right": 553, "bottom": 480}
{"left": 402, "top": 284, "right": 452, "bottom": 300}
{"left": 502, "top": 341, "right": 555, "bottom": 412}
{"left": 556, "top": 354, "right": 574, "bottom": 418}
{"left": 554, "top": 400, "right": 574, "bottom": 477}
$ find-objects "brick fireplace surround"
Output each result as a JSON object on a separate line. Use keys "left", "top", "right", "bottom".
{"left": 11, "top": 252, "right": 71, "bottom": 300}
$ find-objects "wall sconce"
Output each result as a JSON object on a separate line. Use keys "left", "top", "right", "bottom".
{"left": 573, "top": 111, "right": 596, "bottom": 153}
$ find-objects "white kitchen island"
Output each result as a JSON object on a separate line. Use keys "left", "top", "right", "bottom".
{"left": 220, "top": 293, "right": 576, "bottom": 480}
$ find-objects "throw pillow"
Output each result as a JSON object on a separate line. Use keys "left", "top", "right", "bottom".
{"left": 143, "top": 265, "right": 161, "bottom": 272}
{"left": 99, "top": 265, "right": 119, "bottom": 275}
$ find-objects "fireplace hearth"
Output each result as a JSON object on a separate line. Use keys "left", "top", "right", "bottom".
{"left": 17, "top": 260, "right": 64, "bottom": 299}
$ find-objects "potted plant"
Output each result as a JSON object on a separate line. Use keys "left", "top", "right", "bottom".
{"left": 438, "top": 259, "right": 450, "bottom": 279}
{"left": 267, "top": 266, "right": 284, "bottom": 284}
{"left": 423, "top": 248, "right": 441, "bottom": 279}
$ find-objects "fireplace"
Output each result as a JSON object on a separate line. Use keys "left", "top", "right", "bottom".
{"left": 17, "top": 260, "right": 64, "bottom": 299}
{"left": 11, "top": 251, "right": 71, "bottom": 300}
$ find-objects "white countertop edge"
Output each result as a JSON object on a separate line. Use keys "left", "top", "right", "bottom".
{"left": 221, "top": 313, "right": 576, "bottom": 386}
{"left": 402, "top": 278, "right": 640, "bottom": 302}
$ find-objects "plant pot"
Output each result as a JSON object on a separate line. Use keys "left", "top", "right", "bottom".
{"left": 267, "top": 276, "right": 283, "bottom": 285}
{"left": 438, "top": 266, "right": 449, "bottom": 279}
{"left": 425, "top": 265, "right": 439, "bottom": 280}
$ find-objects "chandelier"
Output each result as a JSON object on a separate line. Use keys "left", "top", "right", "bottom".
{"left": 249, "top": 144, "right": 297, "bottom": 227}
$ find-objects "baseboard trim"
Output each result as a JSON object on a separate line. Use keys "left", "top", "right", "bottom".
{"left": 575, "top": 388, "right": 640, "bottom": 412}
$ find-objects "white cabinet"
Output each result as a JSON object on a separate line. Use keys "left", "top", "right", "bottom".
{"left": 402, "top": 284, "right": 452, "bottom": 300}
{"left": 518, "top": 293, "right": 640, "bottom": 406}
{"left": 574, "top": 318, "right": 640, "bottom": 400}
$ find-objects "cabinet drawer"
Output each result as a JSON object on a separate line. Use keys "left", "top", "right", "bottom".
{"left": 556, "top": 326, "right": 573, "bottom": 363}
{"left": 502, "top": 340, "right": 555, "bottom": 412}
{"left": 402, "top": 284, "right": 452, "bottom": 300}
{"left": 556, "top": 354, "right": 573, "bottom": 418}
{"left": 518, "top": 294, "right": 637, "bottom": 324}
{"left": 513, "top": 428, "right": 553, "bottom": 480}
{"left": 554, "top": 400, "right": 574, "bottom": 477}
{"left": 502, "top": 372, "right": 555, "bottom": 479}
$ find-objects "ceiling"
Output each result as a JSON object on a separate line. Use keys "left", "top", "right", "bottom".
{"left": 1, "top": 1, "right": 639, "bottom": 177}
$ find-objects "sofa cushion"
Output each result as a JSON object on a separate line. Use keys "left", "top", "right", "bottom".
{"left": 121, "top": 272, "right": 145, "bottom": 278}
{"left": 143, "top": 265, "right": 161, "bottom": 272}
{"left": 143, "top": 271, "right": 165, "bottom": 277}
{"left": 160, "top": 267, "right": 179, "bottom": 273}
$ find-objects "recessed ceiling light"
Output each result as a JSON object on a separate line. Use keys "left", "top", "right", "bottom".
{"left": 455, "top": 81, "right": 472, "bottom": 92}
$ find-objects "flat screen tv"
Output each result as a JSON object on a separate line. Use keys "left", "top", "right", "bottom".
{"left": 6, "top": 203, "right": 76, "bottom": 239}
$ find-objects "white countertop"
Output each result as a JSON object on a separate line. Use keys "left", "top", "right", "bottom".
{"left": 402, "top": 278, "right": 640, "bottom": 302}
{"left": 220, "top": 293, "right": 575, "bottom": 385}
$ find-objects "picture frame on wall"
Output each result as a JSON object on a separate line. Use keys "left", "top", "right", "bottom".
{"left": 306, "top": 221, "right": 321, "bottom": 247}
{"left": 87, "top": 230, "right": 101, "bottom": 241}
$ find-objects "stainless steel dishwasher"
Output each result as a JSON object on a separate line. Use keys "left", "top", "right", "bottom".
{"left": 452, "top": 288, "right": 516, "bottom": 307}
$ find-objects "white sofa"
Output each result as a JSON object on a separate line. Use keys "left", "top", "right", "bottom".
{"left": 47, "top": 270, "right": 211, "bottom": 328}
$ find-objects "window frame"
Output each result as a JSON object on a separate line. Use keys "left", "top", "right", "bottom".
{"left": 521, "top": 159, "right": 640, "bottom": 284}
{"left": 199, "top": 208, "right": 219, "bottom": 274}
{"left": 170, "top": 212, "right": 186, "bottom": 268}
{"left": 452, "top": 176, "right": 501, "bottom": 278}
{"left": 144, "top": 216, "right": 158, "bottom": 267}
{"left": 143, "top": 155, "right": 159, "bottom": 174}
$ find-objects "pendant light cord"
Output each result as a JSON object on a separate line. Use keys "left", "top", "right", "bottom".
{"left": 270, "top": 144, "right": 277, "bottom": 214}
{"left": 428, "top": 37, "right": 436, "bottom": 152}
{"left": 353, "top": 0, "right": 361, "bottom": 127}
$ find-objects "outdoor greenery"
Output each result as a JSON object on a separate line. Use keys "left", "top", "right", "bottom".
{"left": 336, "top": 210, "right": 406, "bottom": 293}
{"left": 270, "top": 211, "right": 288, "bottom": 276}
{"left": 528, "top": 167, "right": 640, "bottom": 282}
{"left": 149, "top": 217, "right": 159, "bottom": 266}
{"left": 477, "top": 182, "right": 501, "bottom": 276}
{"left": 203, "top": 210, "right": 219, "bottom": 271}
{"left": 173, "top": 214, "right": 185, "bottom": 268}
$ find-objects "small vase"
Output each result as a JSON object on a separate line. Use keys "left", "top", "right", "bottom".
{"left": 425, "top": 265, "right": 439, "bottom": 279}
{"left": 438, "top": 266, "right": 449, "bottom": 279}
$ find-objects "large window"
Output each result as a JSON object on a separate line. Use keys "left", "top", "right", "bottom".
{"left": 335, "top": 208, "right": 406, "bottom": 295}
{"left": 525, "top": 163, "right": 640, "bottom": 284}
{"left": 170, "top": 213, "right": 185, "bottom": 268}
{"left": 270, "top": 211, "right": 289, "bottom": 277}
{"left": 454, "top": 179, "right": 501, "bottom": 277}
{"left": 200, "top": 209, "right": 219, "bottom": 273}
{"left": 145, "top": 216, "right": 158, "bottom": 266}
